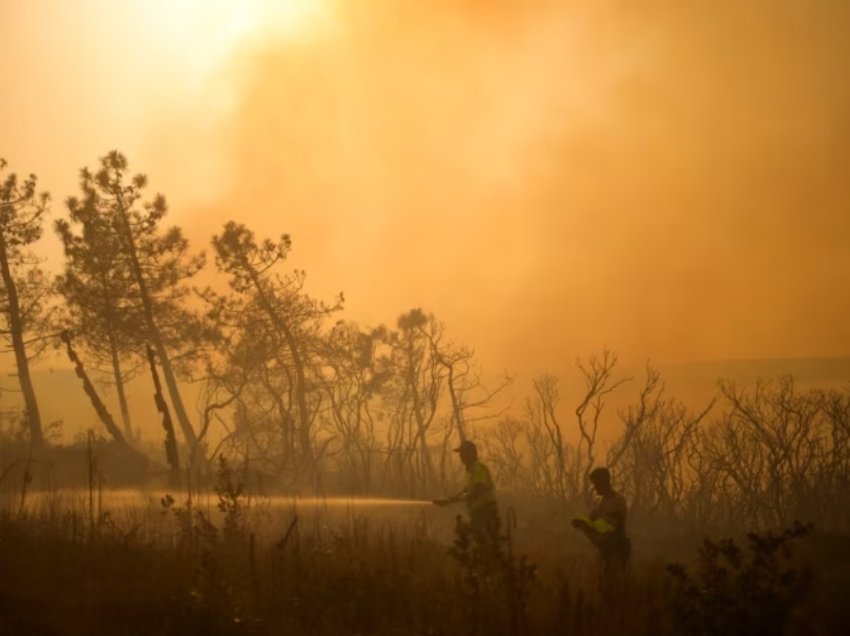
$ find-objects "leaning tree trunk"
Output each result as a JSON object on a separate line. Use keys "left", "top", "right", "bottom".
{"left": 0, "top": 233, "right": 43, "bottom": 446}
{"left": 114, "top": 197, "right": 197, "bottom": 449}
{"left": 245, "top": 265, "right": 314, "bottom": 469}
{"left": 148, "top": 345, "right": 181, "bottom": 487}
{"left": 61, "top": 330, "right": 126, "bottom": 445}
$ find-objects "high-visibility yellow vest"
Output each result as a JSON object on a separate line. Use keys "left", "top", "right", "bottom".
{"left": 466, "top": 461, "right": 495, "bottom": 512}
{"left": 572, "top": 514, "right": 616, "bottom": 534}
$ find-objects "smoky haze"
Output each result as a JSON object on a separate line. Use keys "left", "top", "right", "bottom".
{"left": 189, "top": 0, "right": 850, "bottom": 375}
{"left": 2, "top": 0, "right": 849, "bottom": 378}
{"left": 3, "top": 7, "right": 850, "bottom": 632}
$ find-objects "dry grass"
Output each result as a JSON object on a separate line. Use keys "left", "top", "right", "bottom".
{"left": 0, "top": 480, "right": 839, "bottom": 636}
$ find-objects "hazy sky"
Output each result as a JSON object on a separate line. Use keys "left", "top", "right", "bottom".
{"left": 2, "top": 0, "right": 849, "bottom": 379}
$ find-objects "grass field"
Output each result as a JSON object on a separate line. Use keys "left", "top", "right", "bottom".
{"left": 0, "top": 482, "right": 844, "bottom": 635}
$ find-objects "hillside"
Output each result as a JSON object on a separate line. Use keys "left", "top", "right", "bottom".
{"left": 659, "top": 355, "right": 850, "bottom": 405}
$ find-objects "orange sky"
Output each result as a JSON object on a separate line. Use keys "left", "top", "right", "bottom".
{"left": 2, "top": 0, "right": 849, "bottom": 380}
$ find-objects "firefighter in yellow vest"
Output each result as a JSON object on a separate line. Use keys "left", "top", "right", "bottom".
{"left": 433, "top": 440, "right": 500, "bottom": 542}
{"left": 572, "top": 467, "right": 631, "bottom": 568}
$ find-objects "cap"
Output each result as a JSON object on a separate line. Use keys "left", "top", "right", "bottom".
{"left": 453, "top": 440, "right": 477, "bottom": 453}
{"left": 589, "top": 467, "right": 611, "bottom": 483}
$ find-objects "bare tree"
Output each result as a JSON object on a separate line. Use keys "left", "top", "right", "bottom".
{"left": 320, "top": 322, "right": 389, "bottom": 491}
{"left": 191, "top": 354, "right": 247, "bottom": 482}
{"left": 711, "top": 376, "right": 835, "bottom": 526}
{"left": 483, "top": 417, "right": 528, "bottom": 492}
{"left": 431, "top": 340, "right": 511, "bottom": 487}
{"left": 382, "top": 309, "right": 445, "bottom": 493}
{"left": 573, "top": 349, "right": 629, "bottom": 494}
{"left": 607, "top": 364, "right": 714, "bottom": 518}
{"left": 528, "top": 374, "right": 570, "bottom": 502}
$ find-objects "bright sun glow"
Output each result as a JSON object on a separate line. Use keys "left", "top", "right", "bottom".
{"left": 142, "top": 0, "right": 333, "bottom": 86}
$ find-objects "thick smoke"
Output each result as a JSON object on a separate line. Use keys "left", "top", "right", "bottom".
{"left": 164, "top": 0, "right": 850, "bottom": 372}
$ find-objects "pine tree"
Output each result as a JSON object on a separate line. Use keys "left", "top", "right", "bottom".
{"left": 56, "top": 181, "right": 144, "bottom": 440}
{"left": 0, "top": 159, "right": 51, "bottom": 445}
{"left": 72, "top": 151, "right": 206, "bottom": 448}
{"left": 211, "top": 221, "right": 342, "bottom": 471}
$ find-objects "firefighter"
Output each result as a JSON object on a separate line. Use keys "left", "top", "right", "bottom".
{"left": 572, "top": 467, "right": 631, "bottom": 570}
{"left": 433, "top": 440, "right": 500, "bottom": 543}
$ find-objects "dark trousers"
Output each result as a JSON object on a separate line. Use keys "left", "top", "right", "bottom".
{"left": 469, "top": 502, "right": 500, "bottom": 545}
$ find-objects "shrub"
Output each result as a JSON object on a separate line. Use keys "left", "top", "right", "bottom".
{"left": 667, "top": 522, "right": 813, "bottom": 635}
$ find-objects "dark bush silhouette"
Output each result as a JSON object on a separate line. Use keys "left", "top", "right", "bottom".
{"left": 667, "top": 522, "right": 813, "bottom": 635}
